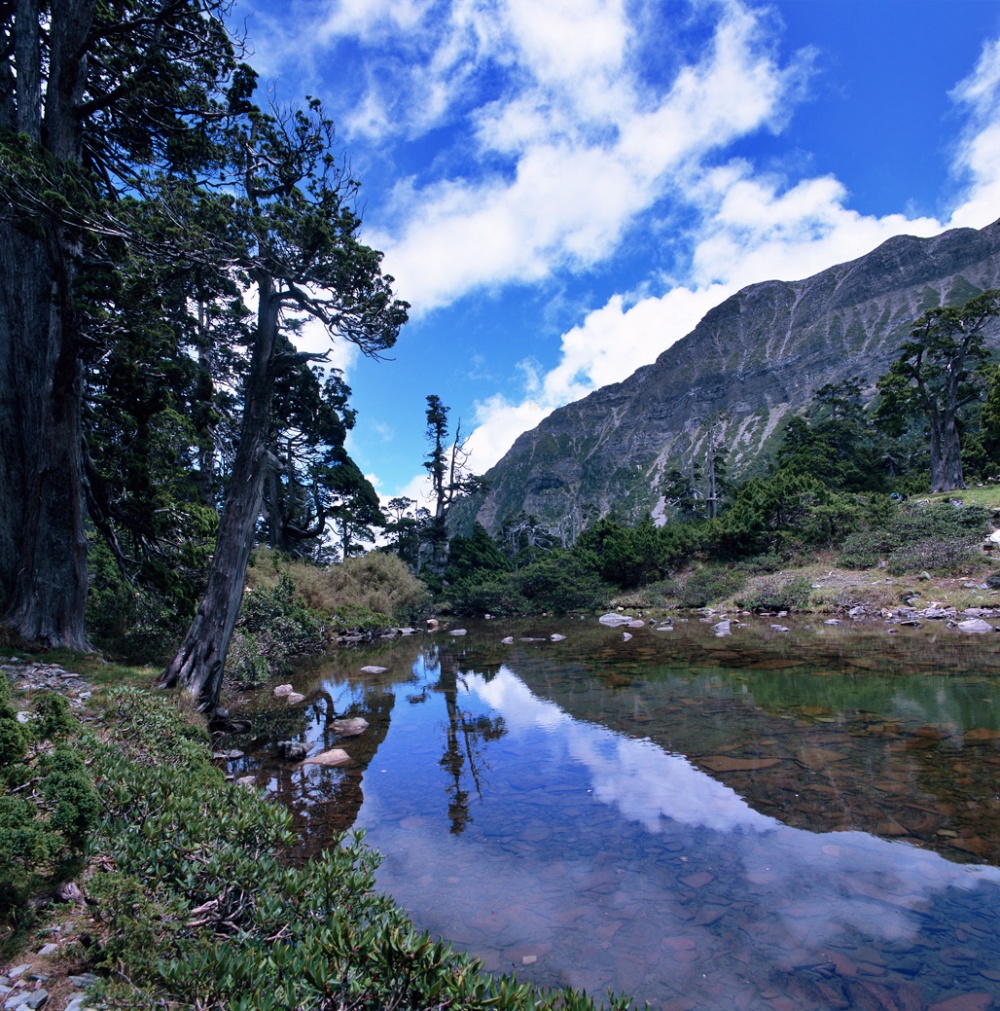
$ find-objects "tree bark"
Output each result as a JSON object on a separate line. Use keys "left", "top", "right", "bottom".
{"left": 0, "top": 220, "right": 92, "bottom": 649}
{"left": 929, "top": 412, "right": 965, "bottom": 493}
{"left": 0, "top": 1, "right": 95, "bottom": 648}
{"left": 161, "top": 273, "right": 280, "bottom": 711}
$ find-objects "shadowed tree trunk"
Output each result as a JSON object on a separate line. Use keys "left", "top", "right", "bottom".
{"left": 161, "top": 272, "right": 280, "bottom": 708}
{"left": 0, "top": 0, "right": 93, "bottom": 648}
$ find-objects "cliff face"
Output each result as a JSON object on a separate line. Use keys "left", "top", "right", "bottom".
{"left": 471, "top": 219, "right": 1000, "bottom": 541}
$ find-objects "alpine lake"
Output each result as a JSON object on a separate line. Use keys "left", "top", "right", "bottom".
{"left": 224, "top": 615, "right": 1000, "bottom": 1010}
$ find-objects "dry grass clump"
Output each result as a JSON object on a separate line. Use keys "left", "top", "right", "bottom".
{"left": 246, "top": 549, "right": 431, "bottom": 625}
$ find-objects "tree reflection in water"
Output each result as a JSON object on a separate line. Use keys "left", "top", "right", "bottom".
{"left": 423, "top": 646, "right": 506, "bottom": 834}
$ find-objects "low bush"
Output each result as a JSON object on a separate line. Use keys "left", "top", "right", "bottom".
{"left": 837, "top": 502, "right": 990, "bottom": 573}
{"left": 736, "top": 574, "right": 813, "bottom": 612}
{"left": 676, "top": 567, "right": 746, "bottom": 608}
{"left": 446, "top": 575, "right": 529, "bottom": 617}
{"left": 886, "top": 539, "right": 980, "bottom": 576}
{"left": 228, "top": 574, "right": 324, "bottom": 686}
{"left": 247, "top": 550, "right": 432, "bottom": 628}
{"left": 0, "top": 680, "right": 98, "bottom": 928}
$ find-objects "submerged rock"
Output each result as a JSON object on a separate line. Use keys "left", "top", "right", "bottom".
{"left": 599, "top": 613, "right": 633, "bottom": 627}
{"left": 360, "top": 665, "right": 388, "bottom": 674}
{"left": 302, "top": 748, "right": 350, "bottom": 767}
{"left": 330, "top": 717, "right": 369, "bottom": 737}
{"left": 277, "top": 740, "right": 308, "bottom": 761}
{"left": 272, "top": 684, "right": 293, "bottom": 697}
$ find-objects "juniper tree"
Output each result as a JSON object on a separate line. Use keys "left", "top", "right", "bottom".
{"left": 876, "top": 290, "right": 1000, "bottom": 493}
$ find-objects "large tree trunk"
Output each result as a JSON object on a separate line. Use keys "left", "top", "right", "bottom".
{"left": 0, "top": 221, "right": 92, "bottom": 650}
{"left": 161, "top": 274, "right": 280, "bottom": 711}
{"left": 929, "top": 412, "right": 965, "bottom": 493}
{"left": 0, "top": 2, "right": 95, "bottom": 649}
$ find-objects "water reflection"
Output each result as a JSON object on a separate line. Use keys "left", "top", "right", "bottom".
{"left": 231, "top": 621, "right": 1000, "bottom": 1008}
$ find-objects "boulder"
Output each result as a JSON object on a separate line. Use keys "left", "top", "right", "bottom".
{"left": 550, "top": 633, "right": 567, "bottom": 641}
{"left": 330, "top": 717, "right": 369, "bottom": 737}
{"left": 277, "top": 740, "right": 309, "bottom": 761}
{"left": 712, "top": 620, "right": 731, "bottom": 636}
{"left": 285, "top": 692, "right": 306, "bottom": 705}
{"left": 501, "top": 636, "right": 514, "bottom": 644}
{"left": 599, "top": 612, "right": 633, "bottom": 627}
{"left": 302, "top": 748, "right": 350, "bottom": 767}
{"left": 450, "top": 628, "right": 467, "bottom": 636}
{"left": 621, "top": 631, "right": 633, "bottom": 641}
{"left": 360, "top": 665, "right": 388, "bottom": 674}
{"left": 273, "top": 684, "right": 293, "bottom": 697}
{"left": 957, "top": 618, "right": 995, "bottom": 634}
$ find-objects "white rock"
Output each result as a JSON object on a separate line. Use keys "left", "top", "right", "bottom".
{"left": 272, "top": 684, "right": 293, "bottom": 697}
{"left": 285, "top": 692, "right": 306, "bottom": 705}
{"left": 770, "top": 624, "right": 790, "bottom": 633}
{"left": 330, "top": 717, "right": 369, "bottom": 737}
{"left": 302, "top": 748, "right": 350, "bottom": 767}
{"left": 599, "top": 613, "right": 633, "bottom": 627}
{"left": 957, "top": 618, "right": 995, "bottom": 634}
{"left": 550, "top": 633, "right": 567, "bottom": 641}
{"left": 712, "top": 620, "right": 731, "bottom": 636}
{"left": 621, "top": 632, "right": 633, "bottom": 641}
{"left": 450, "top": 628, "right": 467, "bottom": 636}
{"left": 501, "top": 636, "right": 514, "bottom": 644}
{"left": 360, "top": 665, "right": 388, "bottom": 674}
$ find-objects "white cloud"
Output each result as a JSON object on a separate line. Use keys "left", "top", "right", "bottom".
{"left": 368, "top": 1, "right": 811, "bottom": 314}
{"left": 948, "top": 37, "right": 1000, "bottom": 229}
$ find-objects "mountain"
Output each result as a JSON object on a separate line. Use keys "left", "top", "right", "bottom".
{"left": 468, "top": 218, "right": 1000, "bottom": 542}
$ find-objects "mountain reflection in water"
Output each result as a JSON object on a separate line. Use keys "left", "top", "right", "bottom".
{"left": 232, "top": 620, "right": 1000, "bottom": 1009}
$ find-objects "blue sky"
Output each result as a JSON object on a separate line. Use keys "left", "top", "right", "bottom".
{"left": 231, "top": 0, "right": 1000, "bottom": 506}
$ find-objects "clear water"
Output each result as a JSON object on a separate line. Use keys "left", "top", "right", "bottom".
{"left": 229, "top": 618, "right": 1000, "bottom": 1009}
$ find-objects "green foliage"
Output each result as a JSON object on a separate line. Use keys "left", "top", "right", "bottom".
{"left": 716, "top": 470, "right": 861, "bottom": 558}
{"left": 875, "top": 289, "right": 1000, "bottom": 491}
{"left": 87, "top": 541, "right": 189, "bottom": 664}
{"left": 446, "top": 548, "right": 613, "bottom": 617}
{"left": 446, "top": 576, "right": 529, "bottom": 618}
{"left": 0, "top": 680, "right": 98, "bottom": 925}
{"left": 445, "top": 523, "right": 510, "bottom": 585}
{"left": 735, "top": 574, "right": 813, "bottom": 612}
{"left": 86, "top": 688, "right": 632, "bottom": 1011}
{"left": 837, "top": 502, "right": 991, "bottom": 574}
{"left": 576, "top": 515, "right": 668, "bottom": 588}
{"left": 676, "top": 567, "right": 746, "bottom": 608}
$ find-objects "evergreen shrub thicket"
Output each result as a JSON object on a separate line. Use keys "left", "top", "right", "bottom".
{"left": 837, "top": 503, "right": 991, "bottom": 574}
{"left": 0, "top": 678, "right": 99, "bottom": 927}
{"left": 84, "top": 688, "right": 631, "bottom": 1011}
{"left": 735, "top": 574, "right": 813, "bottom": 612}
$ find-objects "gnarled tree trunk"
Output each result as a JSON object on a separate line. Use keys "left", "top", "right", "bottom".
{"left": 161, "top": 273, "right": 280, "bottom": 711}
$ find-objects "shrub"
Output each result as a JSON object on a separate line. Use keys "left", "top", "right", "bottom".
{"left": 886, "top": 539, "right": 980, "bottom": 576}
{"left": 0, "top": 681, "right": 98, "bottom": 926}
{"left": 736, "top": 574, "right": 813, "bottom": 611}
{"left": 446, "top": 575, "right": 529, "bottom": 617}
{"left": 513, "top": 550, "right": 614, "bottom": 613}
{"left": 676, "top": 567, "right": 746, "bottom": 608}
{"left": 247, "top": 549, "right": 432, "bottom": 627}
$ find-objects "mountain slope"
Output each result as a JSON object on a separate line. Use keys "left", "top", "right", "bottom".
{"left": 471, "top": 219, "right": 1000, "bottom": 541}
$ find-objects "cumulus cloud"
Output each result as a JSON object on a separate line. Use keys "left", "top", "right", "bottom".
{"left": 949, "top": 37, "right": 1000, "bottom": 229}
{"left": 371, "top": 2, "right": 810, "bottom": 314}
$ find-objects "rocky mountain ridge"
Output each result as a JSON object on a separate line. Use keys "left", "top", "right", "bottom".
{"left": 468, "top": 218, "right": 1000, "bottom": 542}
